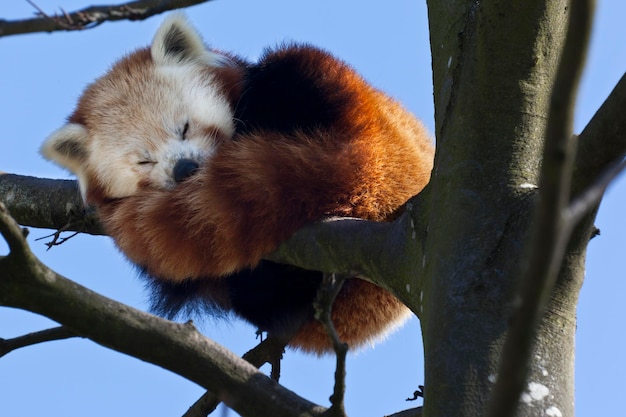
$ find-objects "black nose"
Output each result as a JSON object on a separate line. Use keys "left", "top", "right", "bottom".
{"left": 173, "top": 158, "right": 200, "bottom": 183}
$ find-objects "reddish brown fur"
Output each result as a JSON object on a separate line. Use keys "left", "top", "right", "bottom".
{"left": 99, "top": 95, "right": 433, "bottom": 281}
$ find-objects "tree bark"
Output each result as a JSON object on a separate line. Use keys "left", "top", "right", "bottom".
{"left": 423, "top": 1, "right": 582, "bottom": 416}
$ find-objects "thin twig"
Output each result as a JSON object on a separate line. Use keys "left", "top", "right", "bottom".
{"left": 567, "top": 158, "right": 626, "bottom": 226}
{"left": 405, "top": 386, "right": 424, "bottom": 402}
{"left": 0, "top": 0, "right": 214, "bottom": 38}
{"left": 25, "top": 0, "right": 49, "bottom": 19}
{"left": 485, "top": 1, "right": 595, "bottom": 417}
{"left": 315, "top": 273, "right": 348, "bottom": 417}
{"left": 243, "top": 333, "right": 290, "bottom": 378}
{"left": 183, "top": 332, "right": 291, "bottom": 417}
{"left": 0, "top": 326, "right": 78, "bottom": 357}
{"left": 182, "top": 391, "right": 220, "bottom": 417}
{"left": 36, "top": 229, "right": 80, "bottom": 250}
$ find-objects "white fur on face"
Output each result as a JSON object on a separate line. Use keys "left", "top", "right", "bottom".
{"left": 85, "top": 61, "right": 235, "bottom": 199}
{"left": 42, "top": 15, "right": 238, "bottom": 202}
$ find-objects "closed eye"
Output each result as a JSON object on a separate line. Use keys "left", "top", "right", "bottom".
{"left": 138, "top": 151, "right": 156, "bottom": 165}
{"left": 181, "top": 122, "right": 190, "bottom": 140}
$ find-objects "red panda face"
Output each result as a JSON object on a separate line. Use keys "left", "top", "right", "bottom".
{"left": 41, "top": 15, "right": 239, "bottom": 205}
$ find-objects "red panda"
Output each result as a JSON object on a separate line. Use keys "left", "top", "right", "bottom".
{"left": 41, "top": 15, "right": 434, "bottom": 354}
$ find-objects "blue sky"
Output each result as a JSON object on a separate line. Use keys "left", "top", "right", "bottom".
{"left": 0, "top": 1, "right": 624, "bottom": 416}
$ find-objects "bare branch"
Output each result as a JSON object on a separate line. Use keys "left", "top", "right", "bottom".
{"left": 0, "top": 326, "right": 78, "bottom": 357}
{"left": 37, "top": 229, "right": 81, "bottom": 250}
{"left": 314, "top": 273, "right": 348, "bottom": 417}
{"left": 0, "top": 205, "right": 326, "bottom": 417}
{"left": 182, "top": 391, "right": 220, "bottom": 417}
{"left": 184, "top": 334, "right": 290, "bottom": 417}
{"left": 405, "top": 386, "right": 424, "bottom": 402}
{"left": 486, "top": 1, "right": 595, "bottom": 417}
{"left": 0, "top": 173, "right": 103, "bottom": 235}
{"left": 0, "top": 0, "right": 214, "bottom": 38}
{"left": 573, "top": 71, "right": 626, "bottom": 195}
{"left": 567, "top": 158, "right": 626, "bottom": 226}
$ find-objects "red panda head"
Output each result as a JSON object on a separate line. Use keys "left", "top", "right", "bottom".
{"left": 41, "top": 15, "right": 242, "bottom": 205}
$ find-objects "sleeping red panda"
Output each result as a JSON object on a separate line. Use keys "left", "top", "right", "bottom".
{"left": 41, "top": 15, "right": 434, "bottom": 354}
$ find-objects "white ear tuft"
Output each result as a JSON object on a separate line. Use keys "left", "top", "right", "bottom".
{"left": 151, "top": 14, "right": 223, "bottom": 66}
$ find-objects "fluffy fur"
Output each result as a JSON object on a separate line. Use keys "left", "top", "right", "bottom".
{"left": 42, "top": 15, "right": 434, "bottom": 354}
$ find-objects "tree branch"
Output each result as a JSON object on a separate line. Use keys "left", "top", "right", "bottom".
{"left": 567, "top": 158, "right": 626, "bottom": 226}
{"left": 0, "top": 172, "right": 430, "bottom": 315}
{"left": 267, "top": 193, "right": 431, "bottom": 314}
{"left": 182, "top": 391, "right": 220, "bottom": 417}
{"left": 0, "top": 203, "right": 325, "bottom": 417}
{"left": 314, "top": 273, "right": 348, "bottom": 417}
{"left": 183, "top": 334, "right": 290, "bottom": 417}
{"left": 0, "top": 0, "right": 213, "bottom": 38}
{"left": 0, "top": 326, "right": 79, "bottom": 357}
{"left": 0, "top": 173, "right": 103, "bottom": 235}
{"left": 573, "top": 71, "right": 626, "bottom": 195}
{"left": 486, "top": 1, "right": 595, "bottom": 416}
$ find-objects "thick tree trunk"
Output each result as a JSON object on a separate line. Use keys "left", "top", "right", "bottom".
{"left": 422, "top": 1, "right": 586, "bottom": 416}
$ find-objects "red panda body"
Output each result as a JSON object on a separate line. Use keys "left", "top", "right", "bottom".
{"left": 42, "top": 15, "right": 434, "bottom": 354}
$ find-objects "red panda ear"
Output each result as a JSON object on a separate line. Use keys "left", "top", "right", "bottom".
{"left": 151, "top": 14, "right": 223, "bottom": 67}
{"left": 41, "top": 123, "right": 91, "bottom": 199}
{"left": 41, "top": 123, "right": 89, "bottom": 169}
